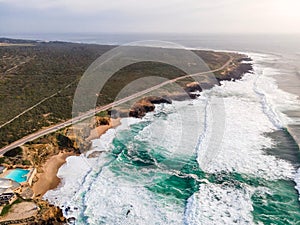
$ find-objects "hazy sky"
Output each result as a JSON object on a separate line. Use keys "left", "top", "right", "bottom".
{"left": 1, "top": 0, "right": 300, "bottom": 34}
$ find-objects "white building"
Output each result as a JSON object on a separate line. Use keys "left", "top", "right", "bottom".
{"left": 0, "top": 178, "right": 21, "bottom": 205}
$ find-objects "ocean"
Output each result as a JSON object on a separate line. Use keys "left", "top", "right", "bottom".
{"left": 29, "top": 33, "right": 300, "bottom": 224}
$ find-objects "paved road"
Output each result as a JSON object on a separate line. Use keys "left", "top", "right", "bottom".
{"left": 0, "top": 55, "right": 233, "bottom": 155}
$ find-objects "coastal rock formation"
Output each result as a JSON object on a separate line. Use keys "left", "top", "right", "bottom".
{"left": 146, "top": 96, "right": 172, "bottom": 104}
{"left": 31, "top": 200, "right": 66, "bottom": 225}
{"left": 129, "top": 100, "right": 155, "bottom": 118}
{"left": 184, "top": 82, "right": 202, "bottom": 92}
{"left": 90, "top": 116, "right": 110, "bottom": 128}
{"left": 226, "top": 63, "right": 253, "bottom": 80}
{"left": 129, "top": 96, "right": 172, "bottom": 118}
{"left": 237, "top": 57, "right": 252, "bottom": 62}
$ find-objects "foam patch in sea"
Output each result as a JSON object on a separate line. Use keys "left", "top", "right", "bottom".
{"left": 44, "top": 52, "right": 300, "bottom": 224}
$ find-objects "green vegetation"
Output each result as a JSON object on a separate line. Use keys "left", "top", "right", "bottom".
{"left": 0, "top": 157, "right": 5, "bottom": 164}
{"left": 0, "top": 147, "right": 24, "bottom": 165}
{"left": 0, "top": 39, "right": 243, "bottom": 148}
{"left": 0, "top": 146, "right": 26, "bottom": 165}
{"left": 96, "top": 110, "right": 109, "bottom": 117}
{"left": 0, "top": 204, "right": 11, "bottom": 216}
{"left": 0, "top": 198, "right": 23, "bottom": 216}
{"left": 21, "top": 159, "right": 32, "bottom": 166}
{"left": 0, "top": 41, "right": 113, "bottom": 148}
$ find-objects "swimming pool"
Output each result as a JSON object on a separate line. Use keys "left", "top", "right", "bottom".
{"left": 5, "top": 169, "right": 30, "bottom": 183}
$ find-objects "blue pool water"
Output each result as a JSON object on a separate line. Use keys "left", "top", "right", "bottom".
{"left": 5, "top": 169, "right": 30, "bottom": 183}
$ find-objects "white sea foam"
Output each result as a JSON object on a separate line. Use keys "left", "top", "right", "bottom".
{"left": 252, "top": 55, "right": 300, "bottom": 127}
{"left": 44, "top": 52, "right": 300, "bottom": 224}
{"left": 186, "top": 52, "right": 299, "bottom": 225}
{"left": 44, "top": 117, "right": 144, "bottom": 221}
{"left": 44, "top": 112, "right": 190, "bottom": 224}
{"left": 185, "top": 183, "right": 255, "bottom": 225}
{"left": 45, "top": 150, "right": 185, "bottom": 224}
{"left": 83, "top": 169, "right": 184, "bottom": 225}
{"left": 87, "top": 117, "right": 141, "bottom": 157}
{"left": 197, "top": 72, "right": 295, "bottom": 180}
{"left": 295, "top": 168, "right": 300, "bottom": 201}
{"left": 44, "top": 156, "right": 93, "bottom": 219}
{"left": 137, "top": 100, "right": 205, "bottom": 157}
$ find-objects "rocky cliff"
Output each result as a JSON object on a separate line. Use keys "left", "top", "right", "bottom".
{"left": 129, "top": 96, "right": 172, "bottom": 118}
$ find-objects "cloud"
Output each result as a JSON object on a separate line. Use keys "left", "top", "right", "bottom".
{"left": 0, "top": 0, "right": 299, "bottom": 34}
{"left": 0, "top": 0, "right": 183, "bottom": 14}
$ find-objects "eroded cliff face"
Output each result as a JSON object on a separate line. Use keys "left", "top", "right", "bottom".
{"left": 129, "top": 96, "right": 172, "bottom": 118}
{"left": 31, "top": 200, "right": 66, "bottom": 225}
{"left": 224, "top": 63, "right": 253, "bottom": 81}
{"left": 184, "top": 82, "right": 203, "bottom": 92}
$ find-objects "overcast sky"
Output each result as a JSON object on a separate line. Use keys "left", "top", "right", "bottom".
{"left": 0, "top": 0, "right": 300, "bottom": 34}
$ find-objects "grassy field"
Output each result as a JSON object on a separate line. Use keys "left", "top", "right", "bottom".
{"left": 0, "top": 38, "right": 243, "bottom": 148}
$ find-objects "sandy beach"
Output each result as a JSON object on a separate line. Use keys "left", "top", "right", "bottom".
{"left": 32, "top": 151, "right": 74, "bottom": 197}
{"left": 32, "top": 118, "right": 121, "bottom": 197}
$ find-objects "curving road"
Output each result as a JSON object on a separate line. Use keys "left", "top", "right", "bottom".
{"left": 0, "top": 55, "right": 233, "bottom": 155}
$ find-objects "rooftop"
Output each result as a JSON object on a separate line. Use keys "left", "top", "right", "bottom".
{"left": 0, "top": 178, "right": 21, "bottom": 195}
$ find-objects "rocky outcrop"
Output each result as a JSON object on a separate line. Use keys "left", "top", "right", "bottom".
{"left": 91, "top": 117, "right": 110, "bottom": 128}
{"left": 237, "top": 57, "right": 252, "bottom": 62}
{"left": 146, "top": 96, "right": 172, "bottom": 104}
{"left": 225, "top": 63, "right": 253, "bottom": 81}
{"left": 184, "top": 82, "right": 202, "bottom": 92}
{"left": 129, "top": 99, "right": 155, "bottom": 118}
{"left": 31, "top": 200, "right": 66, "bottom": 225}
{"left": 129, "top": 96, "right": 172, "bottom": 118}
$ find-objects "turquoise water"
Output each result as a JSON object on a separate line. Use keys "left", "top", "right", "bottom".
{"left": 107, "top": 121, "right": 300, "bottom": 224}
{"left": 43, "top": 60, "right": 300, "bottom": 224}
{"left": 5, "top": 168, "right": 30, "bottom": 183}
{"left": 43, "top": 102, "right": 300, "bottom": 224}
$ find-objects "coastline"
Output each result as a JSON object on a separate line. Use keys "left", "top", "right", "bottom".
{"left": 32, "top": 118, "right": 121, "bottom": 198}
{"left": 0, "top": 39, "right": 253, "bottom": 223}
{"left": 236, "top": 50, "right": 300, "bottom": 151}
{"left": 32, "top": 151, "right": 75, "bottom": 197}
{"left": 31, "top": 49, "right": 300, "bottom": 223}
{"left": 86, "top": 118, "right": 121, "bottom": 142}
{"left": 1, "top": 37, "right": 299, "bottom": 224}
{"left": 39, "top": 53, "right": 252, "bottom": 193}
{"left": 38, "top": 51, "right": 252, "bottom": 195}
{"left": 42, "top": 50, "right": 300, "bottom": 224}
